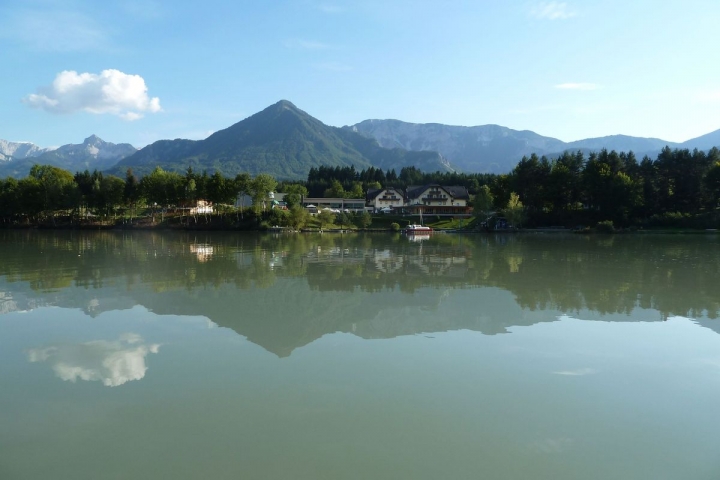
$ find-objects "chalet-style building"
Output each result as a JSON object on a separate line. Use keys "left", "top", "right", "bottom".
{"left": 366, "top": 187, "right": 405, "bottom": 212}
{"left": 190, "top": 200, "right": 213, "bottom": 215}
{"left": 404, "top": 184, "right": 471, "bottom": 216}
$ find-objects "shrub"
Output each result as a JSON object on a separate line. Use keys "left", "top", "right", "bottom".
{"left": 646, "top": 211, "right": 701, "bottom": 229}
{"left": 355, "top": 211, "right": 372, "bottom": 229}
{"left": 317, "top": 209, "right": 335, "bottom": 226}
{"left": 390, "top": 222, "right": 400, "bottom": 232}
{"left": 267, "top": 208, "right": 288, "bottom": 227}
{"left": 596, "top": 220, "right": 615, "bottom": 234}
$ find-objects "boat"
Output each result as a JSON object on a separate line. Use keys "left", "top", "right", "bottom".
{"left": 404, "top": 208, "right": 432, "bottom": 234}
{"left": 404, "top": 224, "right": 433, "bottom": 234}
{"left": 267, "top": 226, "right": 297, "bottom": 233}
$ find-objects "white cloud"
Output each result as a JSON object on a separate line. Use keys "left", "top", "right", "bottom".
{"left": 555, "top": 83, "right": 600, "bottom": 91}
{"left": 284, "top": 38, "right": 333, "bottom": 50}
{"left": 27, "top": 334, "right": 161, "bottom": 387}
{"left": 120, "top": 112, "right": 144, "bottom": 121}
{"left": 119, "top": 332, "right": 143, "bottom": 344}
{"left": 530, "top": 2, "right": 577, "bottom": 20}
{"left": 24, "top": 69, "right": 162, "bottom": 120}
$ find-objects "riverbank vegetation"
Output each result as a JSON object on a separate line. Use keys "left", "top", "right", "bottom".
{"left": 497, "top": 147, "right": 720, "bottom": 229}
{"left": 1, "top": 146, "right": 719, "bottom": 230}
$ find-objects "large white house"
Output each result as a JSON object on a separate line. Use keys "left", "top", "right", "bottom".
{"left": 404, "top": 184, "right": 470, "bottom": 216}
{"left": 366, "top": 187, "right": 405, "bottom": 211}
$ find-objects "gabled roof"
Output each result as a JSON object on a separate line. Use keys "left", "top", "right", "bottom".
{"left": 366, "top": 188, "right": 382, "bottom": 201}
{"left": 405, "top": 184, "right": 469, "bottom": 201}
{"left": 443, "top": 186, "right": 470, "bottom": 200}
{"left": 366, "top": 187, "right": 405, "bottom": 201}
{"left": 405, "top": 184, "right": 435, "bottom": 199}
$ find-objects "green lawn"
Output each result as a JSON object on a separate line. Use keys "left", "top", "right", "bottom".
{"left": 426, "top": 217, "right": 476, "bottom": 230}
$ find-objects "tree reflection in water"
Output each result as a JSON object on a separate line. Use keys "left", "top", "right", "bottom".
{"left": 1, "top": 230, "right": 719, "bottom": 356}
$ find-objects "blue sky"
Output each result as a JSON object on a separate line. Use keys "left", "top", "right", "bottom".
{"left": 1, "top": 0, "right": 719, "bottom": 148}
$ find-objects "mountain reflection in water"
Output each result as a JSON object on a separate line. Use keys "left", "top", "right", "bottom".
{"left": 1, "top": 230, "right": 719, "bottom": 356}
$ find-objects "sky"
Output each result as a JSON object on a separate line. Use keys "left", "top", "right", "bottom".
{"left": 1, "top": 0, "right": 720, "bottom": 149}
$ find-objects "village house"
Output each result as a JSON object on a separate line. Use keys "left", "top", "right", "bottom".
{"left": 190, "top": 200, "right": 213, "bottom": 215}
{"left": 404, "top": 184, "right": 471, "bottom": 217}
{"left": 366, "top": 187, "right": 405, "bottom": 212}
{"left": 269, "top": 192, "right": 287, "bottom": 210}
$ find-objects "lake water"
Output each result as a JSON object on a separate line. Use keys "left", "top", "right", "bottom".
{"left": 1, "top": 230, "right": 719, "bottom": 480}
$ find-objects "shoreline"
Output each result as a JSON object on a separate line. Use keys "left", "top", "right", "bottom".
{"left": 2, "top": 222, "right": 718, "bottom": 235}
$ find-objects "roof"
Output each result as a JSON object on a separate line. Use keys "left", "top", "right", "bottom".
{"left": 366, "top": 187, "right": 405, "bottom": 201}
{"left": 406, "top": 184, "right": 469, "bottom": 201}
{"left": 366, "top": 188, "right": 382, "bottom": 201}
{"left": 443, "top": 186, "right": 470, "bottom": 200}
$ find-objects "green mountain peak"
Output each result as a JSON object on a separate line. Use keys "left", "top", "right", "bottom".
{"left": 111, "top": 101, "right": 451, "bottom": 179}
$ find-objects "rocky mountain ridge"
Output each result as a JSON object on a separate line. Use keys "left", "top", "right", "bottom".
{"left": 348, "top": 119, "right": 720, "bottom": 174}
{"left": 0, "top": 139, "right": 55, "bottom": 162}
{"left": 0, "top": 136, "right": 137, "bottom": 178}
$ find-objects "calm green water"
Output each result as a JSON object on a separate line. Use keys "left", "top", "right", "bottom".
{"left": 1, "top": 230, "right": 719, "bottom": 480}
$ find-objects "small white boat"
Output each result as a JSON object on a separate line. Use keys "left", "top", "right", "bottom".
{"left": 404, "top": 224, "right": 432, "bottom": 234}
{"left": 404, "top": 208, "right": 432, "bottom": 235}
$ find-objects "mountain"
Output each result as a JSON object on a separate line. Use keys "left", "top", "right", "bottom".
{"left": 349, "top": 120, "right": 720, "bottom": 173}
{"left": 566, "top": 134, "right": 680, "bottom": 152}
{"left": 0, "top": 139, "right": 53, "bottom": 162}
{"left": 680, "top": 128, "right": 720, "bottom": 151}
{"left": 111, "top": 100, "right": 452, "bottom": 179}
{"left": 0, "top": 135, "right": 137, "bottom": 178}
{"left": 347, "top": 119, "right": 566, "bottom": 174}
{"left": 37, "top": 135, "right": 137, "bottom": 170}
{"left": 6, "top": 103, "right": 720, "bottom": 179}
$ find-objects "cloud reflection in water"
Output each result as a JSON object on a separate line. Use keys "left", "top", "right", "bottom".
{"left": 27, "top": 333, "right": 160, "bottom": 387}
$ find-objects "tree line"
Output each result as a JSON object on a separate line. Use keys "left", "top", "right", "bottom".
{"left": 1, "top": 145, "right": 719, "bottom": 228}
{"left": 0, "top": 165, "right": 278, "bottom": 224}
{"left": 305, "top": 165, "right": 495, "bottom": 197}
{"left": 491, "top": 147, "right": 720, "bottom": 227}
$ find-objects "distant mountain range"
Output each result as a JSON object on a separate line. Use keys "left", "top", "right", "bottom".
{"left": 2, "top": 100, "right": 720, "bottom": 179}
{"left": 0, "top": 139, "right": 55, "bottom": 162}
{"left": 348, "top": 120, "right": 720, "bottom": 174}
{"left": 0, "top": 135, "right": 136, "bottom": 178}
